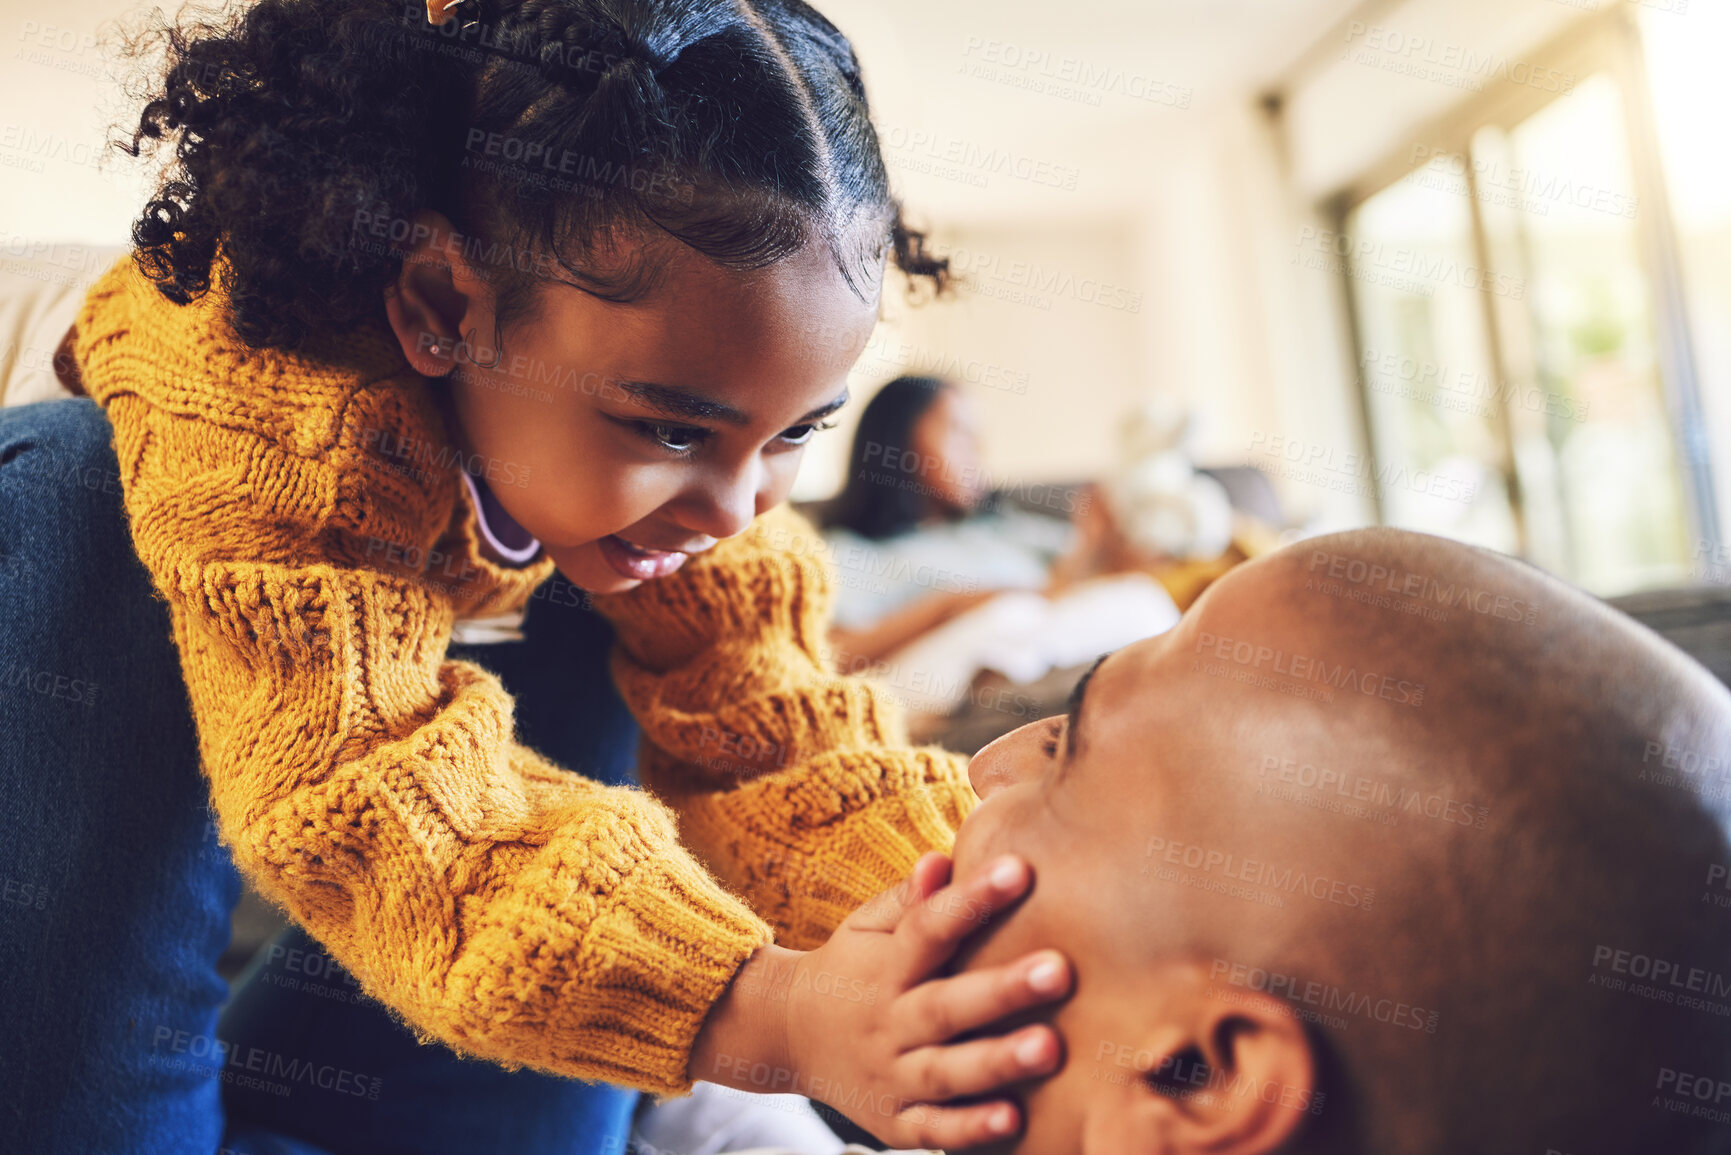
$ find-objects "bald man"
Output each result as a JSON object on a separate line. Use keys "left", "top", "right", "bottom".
{"left": 943, "top": 528, "right": 1731, "bottom": 1153}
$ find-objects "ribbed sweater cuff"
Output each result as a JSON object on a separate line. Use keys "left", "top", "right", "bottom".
{"left": 577, "top": 854, "right": 775, "bottom": 1093}
{"left": 437, "top": 803, "right": 777, "bottom": 1095}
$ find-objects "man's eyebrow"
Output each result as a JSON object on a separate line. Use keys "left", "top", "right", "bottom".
{"left": 615, "top": 382, "right": 849, "bottom": 429}
{"left": 1062, "top": 652, "right": 1112, "bottom": 766}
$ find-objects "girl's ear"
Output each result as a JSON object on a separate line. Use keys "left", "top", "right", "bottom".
{"left": 1082, "top": 985, "right": 1318, "bottom": 1155}
{"left": 380, "top": 209, "right": 490, "bottom": 377}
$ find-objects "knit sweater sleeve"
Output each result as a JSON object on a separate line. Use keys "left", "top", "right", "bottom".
{"left": 72, "top": 258, "right": 771, "bottom": 1095}
{"left": 590, "top": 506, "right": 979, "bottom": 951}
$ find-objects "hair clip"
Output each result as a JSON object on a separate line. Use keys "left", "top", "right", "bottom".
{"left": 426, "top": 0, "right": 467, "bottom": 26}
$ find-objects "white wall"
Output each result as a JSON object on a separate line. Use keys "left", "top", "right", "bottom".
{"left": 0, "top": 1, "right": 156, "bottom": 247}
{"left": 797, "top": 102, "right": 1375, "bottom": 528}
{"left": 794, "top": 0, "right": 1368, "bottom": 522}
{"left": 794, "top": 99, "right": 1371, "bottom": 528}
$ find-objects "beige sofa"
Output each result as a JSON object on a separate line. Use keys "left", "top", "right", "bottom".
{"left": 0, "top": 244, "right": 127, "bottom": 408}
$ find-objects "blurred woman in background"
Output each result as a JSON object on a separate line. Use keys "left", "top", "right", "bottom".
{"left": 819, "top": 375, "right": 1082, "bottom": 662}
{"left": 816, "top": 378, "right": 1282, "bottom": 749}
{"left": 816, "top": 377, "right": 1186, "bottom": 745}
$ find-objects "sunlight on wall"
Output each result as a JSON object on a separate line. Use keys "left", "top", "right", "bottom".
{"left": 0, "top": 2, "right": 158, "bottom": 245}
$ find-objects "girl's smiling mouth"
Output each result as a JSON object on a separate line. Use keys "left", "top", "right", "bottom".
{"left": 598, "top": 534, "right": 693, "bottom": 581}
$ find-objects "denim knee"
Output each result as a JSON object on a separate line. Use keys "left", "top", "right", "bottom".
{"left": 0, "top": 395, "right": 124, "bottom": 507}
{"left": 0, "top": 395, "right": 115, "bottom": 463}
{"left": 0, "top": 397, "right": 138, "bottom": 601}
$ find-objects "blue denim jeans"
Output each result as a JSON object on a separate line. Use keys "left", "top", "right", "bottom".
{"left": 0, "top": 399, "right": 639, "bottom": 1155}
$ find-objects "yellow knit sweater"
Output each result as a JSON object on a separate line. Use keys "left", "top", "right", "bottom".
{"left": 73, "top": 255, "right": 977, "bottom": 1095}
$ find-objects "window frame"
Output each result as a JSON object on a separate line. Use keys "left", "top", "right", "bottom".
{"left": 1322, "top": 7, "right": 1720, "bottom": 568}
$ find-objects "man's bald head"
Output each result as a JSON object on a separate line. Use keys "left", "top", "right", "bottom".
{"left": 1186, "top": 528, "right": 1731, "bottom": 1151}
{"left": 952, "top": 527, "right": 1731, "bottom": 1154}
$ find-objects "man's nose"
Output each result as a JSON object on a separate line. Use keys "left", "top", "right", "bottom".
{"left": 968, "top": 722, "right": 1046, "bottom": 799}
{"left": 968, "top": 755, "right": 1011, "bottom": 801}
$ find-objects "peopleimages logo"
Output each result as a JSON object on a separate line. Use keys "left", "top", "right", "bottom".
{"left": 1407, "top": 143, "right": 1639, "bottom": 220}
{"left": 1590, "top": 945, "right": 1731, "bottom": 1007}
{"left": 150, "top": 1027, "right": 383, "bottom": 1100}
{"left": 1193, "top": 629, "right": 1426, "bottom": 708}
{"left": 1143, "top": 835, "right": 1377, "bottom": 911}
{"left": 957, "top": 37, "right": 1193, "bottom": 109}
{"left": 1258, "top": 754, "right": 1490, "bottom": 830}
{"left": 1340, "top": 22, "right": 1577, "bottom": 95}
{"left": 1209, "top": 958, "right": 1440, "bottom": 1034}
{"left": 462, "top": 130, "right": 695, "bottom": 204}
{"left": 0, "top": 123, "right": 104, "bottom": 173}
{"left": 1090, "top": 1040, "right": 1326, "bottom": 1115}
{"left": 1246, "top": 430, "right": 1480, "bottom": 505}
{"left": 0, "top": 662, "right": 98, "bottom": 706}
{"left": 1293, "top": 226, "right": 1526, "bottom": 299}
{"left": 1358, "top": 346, "right": 1588, "bottom": 423}
{"left": 1306, "top": 549, "right": 1540, "bottom": 627}
{"left": 878, "top": 125, "right": 1082, "bottom": 192}
{"left": 931, "top": 243, "right": 1144, "bottom": 313}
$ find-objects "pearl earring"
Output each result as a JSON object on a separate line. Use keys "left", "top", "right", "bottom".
{"left": 429, "top": 343, "right": 442, "bottom": 356}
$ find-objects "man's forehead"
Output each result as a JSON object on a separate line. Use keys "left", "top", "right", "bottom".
{"left": 1071, "top": 633, "right": 1178, "bottom": 754}
{"left": 1061, "top": 555, "right": 1304, "bottom": 784}
{"left": 1106, "top": 615, "right": 1208, "bottom": 685}
{"left": 1187, "top": 547, "right": 1287, "bottom": 621}
{"left": 1075, "top": 574, "right": 1291, "bottom": 755}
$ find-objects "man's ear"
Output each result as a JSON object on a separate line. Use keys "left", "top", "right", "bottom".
{"left": 1082, "top": 985, "right": 1317, "bottom": 1155}
{"left": 380, "top": 208, "right": 490, "bottom": 378}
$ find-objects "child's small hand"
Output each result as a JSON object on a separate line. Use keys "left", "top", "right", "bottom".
{"left": 792, "top": 851, "right": 1069, "bottom": 1146}
{"left": 692, "top": 851, "right": 1070, "bottom": 1149}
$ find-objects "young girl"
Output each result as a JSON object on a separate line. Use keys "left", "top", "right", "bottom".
{"left": 0, "top": 1, "right": 1074, "bottom": 1151}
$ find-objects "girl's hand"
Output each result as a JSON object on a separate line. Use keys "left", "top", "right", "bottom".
{"left": 692, "top": 852, "right": 1071, "bottom": 1149}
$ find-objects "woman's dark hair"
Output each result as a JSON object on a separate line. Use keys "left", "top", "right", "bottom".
{"left": 820, "top": 374, "right": 977, "bottom": 541}
{"left": 120, "top": 0, "right": 950, "bottom": 351}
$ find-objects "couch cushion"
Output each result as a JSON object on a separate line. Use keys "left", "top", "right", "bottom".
{"left": 0, "top": 245, "right": 128, "bottom": 407}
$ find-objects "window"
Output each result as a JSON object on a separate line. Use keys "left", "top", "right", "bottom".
{"left": 1336, "top": 15, "right": 1714, "bottom": 596}
{"left": 1643, "top": 2, "right": 1731, "bottom": 583}
{"left": 1343, "top": 160, "right": 1522, "bottom": 557}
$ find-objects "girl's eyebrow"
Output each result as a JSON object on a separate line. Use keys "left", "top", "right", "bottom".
{"left": 616, "top": 382, "right": 849, "bottom": 428}
{"left": 797, "top": 392, "right": 851, "bottom": 424}
{"left": 615, "top": 381, "right": 747, "bottom": 425}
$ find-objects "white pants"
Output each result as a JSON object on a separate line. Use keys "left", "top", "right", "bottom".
{"left": 630, "top": 1081, "right": 937, "bottom": 1155}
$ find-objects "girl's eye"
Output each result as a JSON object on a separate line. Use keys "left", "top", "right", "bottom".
{"left": 1039, "top": 717, "right": 1065, "bottom": 758}
{"left": 637, "top": 422, "right": 710, "bottom": 454}
{"left": 779, "top": 419, "right": 838, "bottom": 447}
{"left": 627, "top": 418, "right": 836, "bottom": 454}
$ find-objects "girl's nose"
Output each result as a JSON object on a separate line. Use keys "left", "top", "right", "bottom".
{"left": 676, "top": 458, "right": 766, "bottom": 541}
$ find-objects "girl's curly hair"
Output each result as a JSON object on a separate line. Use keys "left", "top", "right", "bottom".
{"left": 122, "top": 0, "right": 949, "bottom": 351}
